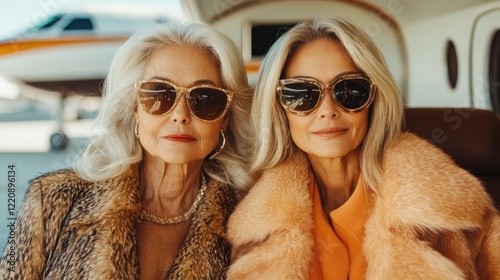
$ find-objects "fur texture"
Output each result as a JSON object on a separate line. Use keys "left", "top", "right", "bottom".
{"left": 0, "top": 166, "right": 236, "bottom": 279}
{"left": 227, "top": 132, "right": 500, "bottom": 279}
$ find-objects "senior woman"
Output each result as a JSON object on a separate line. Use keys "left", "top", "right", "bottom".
{"left": 227, "top": 17, "right": 500, "bottom": 280}
{"left": 0, "top": 20, "right": 253, "bottom": 279}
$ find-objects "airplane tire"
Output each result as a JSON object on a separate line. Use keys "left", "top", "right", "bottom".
{"left": 50, "top": 131, "right": 67, "bottom": 150}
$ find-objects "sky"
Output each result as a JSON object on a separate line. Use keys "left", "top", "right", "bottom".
{"left": 0, "top": 0, "right": 185, "bottom": 39}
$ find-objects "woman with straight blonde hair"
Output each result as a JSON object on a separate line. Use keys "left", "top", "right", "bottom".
{"left": 227, "top": 17, "right": 500, "bottom": 279}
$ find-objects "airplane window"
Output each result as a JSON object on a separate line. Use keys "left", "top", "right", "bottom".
{"left": 251, "top": 23, "right": 297, "bottom": 57}
{"left": 38, "top": 15, "right": 63, "bottom": 30}
{"left": 63, "top": 18, "right": 94, "bottom": 31}
{"left": 24, "top": 15, "right": 62, "bottom": 33}
{"left": 489, "top": 30, "right": 500, "bottom": 113}
{"left": 446, "top": 40, "right": 458, "bottom": 89}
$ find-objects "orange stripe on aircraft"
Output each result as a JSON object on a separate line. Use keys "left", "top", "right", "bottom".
{"left": 2, "top": 36, "right": 265, "bottom": 76}
{"left": 245, "top": 63, "right": 260, "bottom": 73}
{"left": 0, "top": 36, "right": 128, "bottom": 56}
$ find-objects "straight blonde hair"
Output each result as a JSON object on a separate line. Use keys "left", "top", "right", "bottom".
{"left": 250, "top": 17, "right": 403, "bottom": 191}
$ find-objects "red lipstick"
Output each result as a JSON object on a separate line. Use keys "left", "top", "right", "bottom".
{"left": 163, "top": 134, "right": 196, "bottom": 142}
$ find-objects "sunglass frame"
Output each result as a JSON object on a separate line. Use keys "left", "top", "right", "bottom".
{"left": 277, "top": 73, "right": 376, "bottom": 115}
{"left": 135, "top": 79, "right": 234, "bottom": 122}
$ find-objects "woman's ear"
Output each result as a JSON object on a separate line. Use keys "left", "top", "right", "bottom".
{"left": 222, "top": 116, "right": 229, "bottom": 132}
{"left": 134, "top": 108, "right": 139, "bottom": 122}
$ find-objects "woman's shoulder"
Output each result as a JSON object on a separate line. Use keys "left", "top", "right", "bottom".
{"left": 28, "top": 169, "right": 84, "bottom": 192}
{"left": 15, "top": 170, "right": 95, "bottom": 222}
{"left": 382, "top": 131, "right": 486, "bottom": 194}
{"left": 28, "top": 169, "right": 101, "bottom": 195}
{"left": 238, "top": 151, "right": 311, "bottom": 209}
{"left": 385, "top": 132, "right": 454, "bottom": 160}
{"left": 30, "top": 168, "right": 81, "bottom": 184}
{"left": 203, "top": 178, "right": 237, "bottom": 212}
{"left": 378, "top": 132, "right": 494, "bottom": 228}
{"left": 383, "top": 131, "right": 474, "bottom": 177}
{"left": 228, "top": 152, "right": 313, "bottom": 243}
{"left": 27, "top": 167, "right": 138, "bottom": 201}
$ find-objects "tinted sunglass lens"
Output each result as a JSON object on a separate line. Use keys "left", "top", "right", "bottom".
{"left": 333, "top": 79, "right": 371, "bottom": 109}
{"left": 138, "top": 82, "right": 176, "bottom": 114}
{"left": 281, "top": 82, "right": 321, "bottom": 112}
{"left": 188, "top": 88, "right": 228, "bottom": 120}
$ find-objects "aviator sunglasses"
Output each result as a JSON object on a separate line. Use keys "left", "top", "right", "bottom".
{"left": 277, "top": 73, "right": 375, "bottom": 114}
{"left": 135, "top": 79, "right": 234, "bottom": 122}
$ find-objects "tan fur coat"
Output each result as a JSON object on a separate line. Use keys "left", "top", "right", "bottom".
{"left": 227, "top": 132, "right": 500, "bottom": 279}
{"left": 0, "top": 166, "right": 236, "bottom": 279}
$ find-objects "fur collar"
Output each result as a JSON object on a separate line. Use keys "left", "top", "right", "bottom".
{"left": 1, "top": 166, "right": 235, "bottom": 279}
{"left": 227, "top": 132, "right": 496, "bottom": 279}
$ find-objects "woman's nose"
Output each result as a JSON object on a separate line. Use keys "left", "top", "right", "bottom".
{"left": 317, "top": 88, "right": 340, "bottom": 118}
{"left": 169, "top": 92, "right": 191, "bottom": 123}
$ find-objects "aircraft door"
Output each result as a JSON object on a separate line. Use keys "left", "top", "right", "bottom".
{"left": 471, "top": 9, "right": 500, "bottom": 113}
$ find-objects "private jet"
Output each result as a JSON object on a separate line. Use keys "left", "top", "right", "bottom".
{"left": 0, "top": 3, "right": 179, "bottom": 149}
{"left": 0, "top": 3, "right": 177, "bottom": 95}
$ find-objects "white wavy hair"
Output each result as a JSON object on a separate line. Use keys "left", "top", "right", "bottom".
{"left": 74, "top": 20, "right": 255, "bottom": 191}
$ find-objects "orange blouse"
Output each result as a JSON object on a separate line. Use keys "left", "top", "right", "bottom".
{"left": 308, "top": 173, "right": 369, "bottom": 280}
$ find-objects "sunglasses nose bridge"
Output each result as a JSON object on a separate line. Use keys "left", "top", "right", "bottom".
{"left": 174, "top": 86, "right": 194, "bottom": 108}
{"left": 175, "top": 85, "right": 190, "bottom": 96}
{"left": 164, "top": 85, "right": 190, "bottom": 113}
{"left": 317, "top": 84, "right": 342, "bottom": 112}
{"left": 322, "top": 85, "right": 334, "bottom": 94}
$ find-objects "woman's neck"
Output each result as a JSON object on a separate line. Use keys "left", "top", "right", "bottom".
{"left": 139, "top": 156, "right": 204, "bottom": 216}
{"left": 308, "top": 150, "right": 361, "bottom": 214}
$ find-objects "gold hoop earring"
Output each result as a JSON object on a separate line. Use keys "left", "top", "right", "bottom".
{"left": 209, "top": 129, "right": 226, "bottom": 160}
{"left": 135, "top": 123, "right": 140, "bottom": 140}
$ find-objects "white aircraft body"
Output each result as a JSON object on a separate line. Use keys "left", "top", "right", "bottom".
{"left": 0, "top": 3, "right": 177, "bottom": 95}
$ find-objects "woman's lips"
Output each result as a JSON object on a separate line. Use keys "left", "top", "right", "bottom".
{"left": 312, "top": 128, "right": 347, "bottom": 138}
{"left": 163, "top": 134, "right": 196, "bottom": 142}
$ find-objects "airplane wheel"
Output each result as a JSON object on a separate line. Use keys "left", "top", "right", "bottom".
{"left": 50, "top": 131, "right": 67, "bottom": 150}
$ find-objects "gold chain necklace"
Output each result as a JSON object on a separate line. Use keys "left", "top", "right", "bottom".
{"left": 140, "top": 173, "right": 207, "bottom": 225}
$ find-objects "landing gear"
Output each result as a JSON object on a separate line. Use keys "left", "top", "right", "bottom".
{"left": 50, "top": 131, "right": 67, "bottom": 150}
{"left": 50, "top": 92, "right": 68, "bottom": 151}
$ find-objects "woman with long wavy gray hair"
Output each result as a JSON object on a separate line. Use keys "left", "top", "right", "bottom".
{"left": 1, "top": 19, "right": 254, "bottom": 279}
